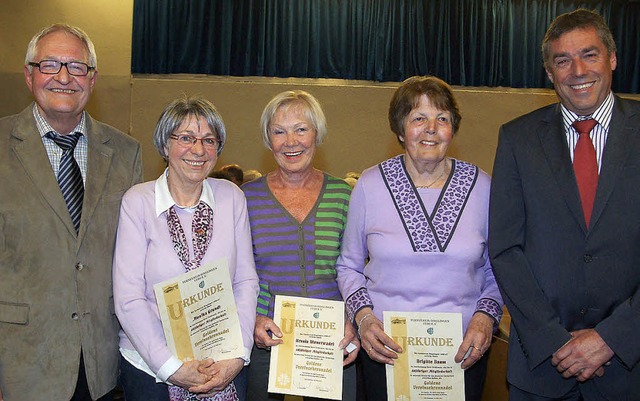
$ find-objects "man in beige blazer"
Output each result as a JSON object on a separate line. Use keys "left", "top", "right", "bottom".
{"left": 0, "top": 24, "right": 142, "bottom": 400}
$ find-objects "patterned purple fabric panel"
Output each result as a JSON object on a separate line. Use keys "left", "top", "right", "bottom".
{"left": 431, "top": 160, "right": 477, "bottom": 249}
{"left": 476, "top": 297, "right": 503, "bottom": 326}
{"left": 380, "top": 155, "right": 437, "bottom": 252}
{"left": 345, "top": 287, "right": 373, "bottom": 324}
{"left": 169, "top": 380, "right": 238, "bottom": 401}
{"left": 379, "top": 156, "right": 477, "bottom": 252}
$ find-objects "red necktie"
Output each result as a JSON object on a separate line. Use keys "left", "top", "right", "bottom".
{"left": 572, "top": 118, "right": 598, "bottom": 227}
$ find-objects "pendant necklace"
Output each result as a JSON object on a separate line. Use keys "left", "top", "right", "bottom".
{"left": 415, "top": 166, "right": 447, "bottom": 189}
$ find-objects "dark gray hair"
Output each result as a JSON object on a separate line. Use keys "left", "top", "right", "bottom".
{"left": 542, "top": 9, "right": 616, "bottom": 70}
{"left": 153, "top": 95, "right": 227, "bottom": 159}
{"left": 25, "top": 24, "right": 97, "bottom": 71}
{"left": 260, "top": 90, "right": 327, "bottom": 150}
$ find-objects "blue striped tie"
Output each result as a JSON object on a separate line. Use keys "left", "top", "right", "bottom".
{"left": 46, "top": 132, "right": 84, "bottom": 233}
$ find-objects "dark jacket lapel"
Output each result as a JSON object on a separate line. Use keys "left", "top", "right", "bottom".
{"left": 590, "top": 96, "right": 638, "bottom": 229}
{"left": 537, "top": 104, "right": 588, "bottom": 233}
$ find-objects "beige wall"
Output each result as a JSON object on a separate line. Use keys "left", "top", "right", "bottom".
{"left": 130, "top": 76, "right": 560, "bottom": 179}
{"left": 1, "top": 0, "right": 639, "bottom": 181}
{"left": 0, "top": 0, "right": 134, "bottom": 133}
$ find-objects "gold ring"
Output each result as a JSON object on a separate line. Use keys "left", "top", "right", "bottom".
{"left": 369, "top": 346, "right": 373, "bottom": 352}
{"left": 472, "top": 346, "right": 482, "bottom": 353}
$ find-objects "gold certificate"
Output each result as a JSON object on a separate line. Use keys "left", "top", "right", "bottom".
{"left": 384, "top": 311, "right": 465, "bottom": 401}
{"left": 154, "top": 258, "right": 244, "bottom": 362}
{"left": 268, "top": 295, "right": 344, "bottom": 400}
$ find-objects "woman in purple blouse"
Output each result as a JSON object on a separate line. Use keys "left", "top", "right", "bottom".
{"left": 113, "top": 96, "right": 259, "bottom": 401}
{"left": 336, "top": 76, "right": 504, "bottom": 401}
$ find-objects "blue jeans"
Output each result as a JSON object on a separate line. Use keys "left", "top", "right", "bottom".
{"left": 119, "top": 356, "right": 169, "bottom": 401}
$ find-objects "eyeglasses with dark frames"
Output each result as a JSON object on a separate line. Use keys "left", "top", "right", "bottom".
{"left": 170, "top": 134, "right": 222, "bottom": 150}
{"left": 28, "top": 60, "right": 95, "bottom": 77}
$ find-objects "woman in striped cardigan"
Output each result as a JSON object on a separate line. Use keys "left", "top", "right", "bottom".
{"left": 243, "top": 90, "right": 358, "bottom": 401}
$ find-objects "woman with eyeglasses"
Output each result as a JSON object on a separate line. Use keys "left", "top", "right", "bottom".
{"left": 113, "top": 95, "right": 259, "bottom": 401}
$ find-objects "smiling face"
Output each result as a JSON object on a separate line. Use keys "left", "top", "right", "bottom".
{"left": 400, "top": 94, "right": 453, "bottom": 168}
{"left": 546, "top": 26, "right": 616, "bottom": 116}
{"left": 24, "top": 30, "right": 96, "bottom": 131}
{"left": 268, "top": 102, "right": 317, "bottom": 176}
{"left": 166, "top": 115, "right": 219, "bottom": 190}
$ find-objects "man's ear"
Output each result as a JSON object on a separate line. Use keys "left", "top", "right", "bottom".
{"left": 610, "top": 51, "right": 617, "bottom": 72}
{"left": 24, "top": 65, "right": 34, "bottom": 91}
{"left": 545, "top": 68, "right": 554, "bottom": 84}
{"left": 88, "top": 70, "right": 98, "bottom": 91}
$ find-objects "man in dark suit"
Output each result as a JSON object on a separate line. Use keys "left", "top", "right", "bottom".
{"left": 489, "top": 9, "right": 640, "bottom": 400}
{"left": 0, "top": 24, "right": 142, "bottom": 400}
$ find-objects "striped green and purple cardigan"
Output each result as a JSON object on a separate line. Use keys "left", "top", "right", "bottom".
{"left": 242, "top": 174, "right": 351, "bottom": 318}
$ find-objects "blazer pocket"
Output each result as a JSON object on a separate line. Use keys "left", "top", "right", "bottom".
{"left": 0, "top": 301, "right": 29, "bottom": 325}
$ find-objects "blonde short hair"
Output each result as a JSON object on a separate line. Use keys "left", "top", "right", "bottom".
{"left": 260, "top": 90, "right": 327, "bottom": 150}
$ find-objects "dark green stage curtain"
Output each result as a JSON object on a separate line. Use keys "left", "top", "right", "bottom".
{"left": 132, "top": 0, "right": 640, "bottom": 93}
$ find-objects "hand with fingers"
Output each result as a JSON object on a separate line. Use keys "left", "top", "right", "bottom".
{"left": 340, "top": 319, "right": 361, "bottom": 366}
{"left": 168, "top": 359, "right": 217, "bottom": 391}
{"left": 454, "top": 312, "right": 494, "bottom": 369}
{"left": 192, "top": 357, "right": 245, "bottom": 398}
{"left": 254, "top": 314, "right": 284, "bottom": 350}
{"left": 551, "top": 329, "right": 613, "bottom": 382}
{"left": 356, "top": 308, "right": 402, "bottom": 365}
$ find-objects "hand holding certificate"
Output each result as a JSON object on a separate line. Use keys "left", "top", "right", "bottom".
{"left": 384, "top": 311, "right": 465, "bottom": 401}
{"left": 154, "top": 258, "right": 245, "bottom": 363}
{"left": 268, "top": 295, "right": 345, "bottom": 400}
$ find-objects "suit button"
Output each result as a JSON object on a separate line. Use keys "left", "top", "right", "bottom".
{"left": 583, "top": 255, "right": 593, "bottom": 263}
{"left": 71, "top": 313, "right": 79, "bottom": 320}
{"left": 76, "top": 263, "right": 84, "bottom": 271}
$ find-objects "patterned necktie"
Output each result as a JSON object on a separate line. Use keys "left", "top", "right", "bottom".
{"left": 572, "top": 118, "right": 598, "bottom": 227}
{"left": 46, "top": 132, "right": 84, "bottom": 233}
